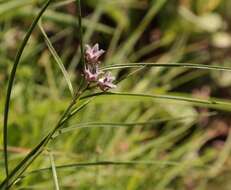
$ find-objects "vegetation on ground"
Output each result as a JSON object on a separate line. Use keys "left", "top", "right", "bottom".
{"left": 1, "top": 0, "right": 231, "bottom": 189}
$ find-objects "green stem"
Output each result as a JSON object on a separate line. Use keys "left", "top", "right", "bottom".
{"left": 1, "top": 0, "right": 87, "bottom": 188}
{"left": 76, "top": 0, "right": 85, "bottom": 69}
{"left": 3, "top": 0, "right": 52, "bottom": 188}
{"left": 0, "top": 83, "right": 89, "bottom": 189}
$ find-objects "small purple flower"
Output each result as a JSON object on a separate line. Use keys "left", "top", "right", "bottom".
{"left": 83, "top": 43, "right": 117, "bottom": 91}
{"left": 85, "top": 43, "right": 105, "bottom": 64}
{"left": 98, "top": 72, "right": 117, "bottom": 91}
{"left": 84, "top": 64, "right": 101, "bottom": 82}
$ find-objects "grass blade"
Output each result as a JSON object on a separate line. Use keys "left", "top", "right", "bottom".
{"left": 0, "top": 98, "right": 90, "bottom": 189}
{"left": 39, "top": 21, "right": 74, "bottom": 97}
{"left": 24, "top": 160, "right": 183, "bottom": 176}
{"left": 102, "top": 63, "right": 231, "bottom": 72}
{"left": 3, "top": 0, "right": 52, "bottom": 187}
{"left": 80, "top": 92, "right": 231, "bottom": 111}
{"left": 53, "top": 112, "right": 216, "bottom": 137}
{"left": 75, "top": 0, "right": 85, "bottom": 69}
{"left": 48, "top": 151, "right": 60, "bottom": 190}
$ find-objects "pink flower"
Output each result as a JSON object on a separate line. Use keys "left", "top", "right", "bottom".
{"left": 83, "top": 64, "right": 101, "bottom": 82}
{"left": 85, "top": 43, "right": 105, "bottom": 64}
{"left": 98, "top": 72, "right": 117, "bottom": 91}
{"left": 83, "top": 43, "right": 117, "bottom": 91}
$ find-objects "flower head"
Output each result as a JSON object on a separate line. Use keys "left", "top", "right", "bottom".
{"left": 84, "top": 64, "right": 102, "bottom": 82}
{"left": 83, "top": 43, "right": 117, "bottom": 91}
{"left": 98, "top": 72, "right": 117, "bottom": 91}
{"left": 85, "top": 43, "right": 105, "bottom": 64}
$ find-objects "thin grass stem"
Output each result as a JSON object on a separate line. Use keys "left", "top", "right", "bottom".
{"left": 22, "top": 160, "right": 207, "bottom": 177}
{"left": 101, "top": 63, "right": 231, "bottom": 72}
{"left": 76, "top": 0, "right": 85, "bottom": 69}
{"left": 2, "top": 0, "right": 52, "bottom": 188}
{"left": 48, "top": 151, "right": 60, "bottom": 190}
{"left": 0, "top": 91, "right": 89, "bottom": 188}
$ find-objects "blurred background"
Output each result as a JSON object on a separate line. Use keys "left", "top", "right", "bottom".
{"left": 1, "top": 0, "right": 231, "bottom": 189}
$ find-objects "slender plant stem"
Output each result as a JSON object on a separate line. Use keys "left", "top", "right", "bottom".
{"left": 3, "top": 0, "right": 52, "bottom": 187}
{"left": 101, "top": 63, "right": 231, "bottom": 72}
{"left": 49, "top": 151, "right": 60, "bottom": 190}
{"left": 0, "top": 87, "right": 89, "bottom": 189}
{"left": 1, "top": 0, "right": 88, "bottom": 188}
{"left": 76, "top": 0, "right": 85, "bottom": 69}
{"left": 23, "top": 160, "right": 207, "bottom": 177}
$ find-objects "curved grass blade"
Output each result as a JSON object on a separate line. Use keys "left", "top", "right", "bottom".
{"left": 59, "top": 98, "right": 93, "bottom": 127}
{"left": 54, "top": 112, "right": 217, "bottom": 137}
{"left": 23, "top": 160, "right": 185, "bottom": 176}
{"left": 3, "top": 0, "right": 53, "bottom": 187}
{"left": 48, "top": 152, "right": 60, "bottom": 190}
{"left": 101, "top": 63, "right": 231, "bottom": 72}
{"left": 1, "top": 91, "right": 91, "bottom": 186}
{"left": 0, "top": 99, "right": 91, "bottom": 189}
{"left": 80, "top": 92, "right": 231, "bottom": 111}
{"left": 39, "top": 21, "right": 74, "bottom": 97}
{"left": 1, "top": 4, "right": 90, "bottom": 183}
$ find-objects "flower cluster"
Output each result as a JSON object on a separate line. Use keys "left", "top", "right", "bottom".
{"left": 83, "top": 43, "right": 116, "bottom": 91}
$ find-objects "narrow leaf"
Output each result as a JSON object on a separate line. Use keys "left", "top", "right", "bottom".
{"left": 24, "top": 160, "right": 196, "bottom": 176}
{"left": 49, "top": 152, "right": 60, "bottom": 190}
{"left": 102, "top": 63, "right": 231, "bottom": 72}
{"left": 39, "top": 22, "right": 74, "bottom": 97}
{"left": 54, "top": 112, "right": 216, "bottom": 137}
{"left": 80, "top": 92, "right": 231, "bottom": 111}
{"left": 2, "top": 0, "right": 52, "bottom": 188}
{"left": 0, "top": 99, "right": 91, "bottom": 188}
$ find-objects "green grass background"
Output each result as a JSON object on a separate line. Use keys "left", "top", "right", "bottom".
{"left": 1, "top": 0, "right": 231, "bottom": 189}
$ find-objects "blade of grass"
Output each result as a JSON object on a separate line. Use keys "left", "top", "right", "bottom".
{"left": 101, "top": 63, "right": 231, "bottom": 72}
{"left": 48, "top": 151, "right": 60, "bottom": 190}
{"left": 3, "top": 0, "right": 52, "bottom": 187}
{"left": 58, "top": 98, "right": 93, "bottom": 128}
{"left": 69, "top": 5, "right": 103, "bottom": 70}
{"left": 23, "top": 160, "right": 190, "bottom": 176}
{"left": 75, "top": 0, "right": 85, "bottom": 69}
{"left": 0, "top": 98, "right": 91, "bottom": 189}
{"left": 1, "top": 78, "right": 88, "bottom": 188}
{"left": 54, "top": 112, "right": 216, "bottom": 137}
{"left": 80, "top": 92, "right": 231, "bottom": 111}
{"left": 39, "top": 21, "right": 74, "bottom": 97}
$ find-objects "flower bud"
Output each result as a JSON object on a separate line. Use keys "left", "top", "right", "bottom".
{"left": 85, "top": 43, "right": 105, "bottom": 64}
{"left": 98, "top": 72, "right": 117, "bottom": 91}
